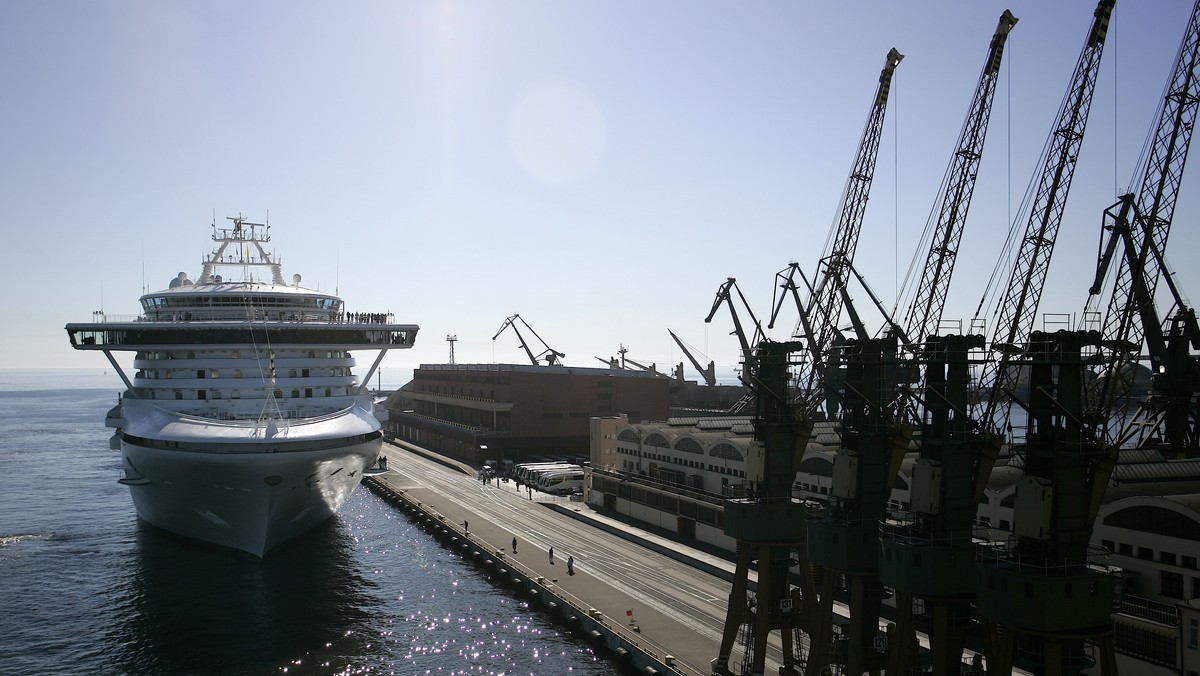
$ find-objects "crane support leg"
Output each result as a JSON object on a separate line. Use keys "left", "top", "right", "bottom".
{"left": 714, "top": 544, "right": 754, "bottom": 674}
{"left": 806, "top": 571, "right": 836, "bottom": 675}
{"left": 885, "top": 592, "right": 917, "bottom": 675}
{"left": 929, "top": 600, "right": 972, "bottom": 676}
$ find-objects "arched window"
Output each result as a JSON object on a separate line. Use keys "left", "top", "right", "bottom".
{"left": 1105, "top": 505, "right": 1200, "bottom": 540}
{"left": 645, "top": 433, "right": 670, "bottom": 448}
{"left": 674, "top": 438, "right": 704, "bottom": 455}
{"left": 710, "top": 443, "right": 744, "bottom": 462}
{"left": 800, "top": 456, "right": 834, "bottom": 478}
{"left": 618, "top": 429, "right": 641, "bottom": 443}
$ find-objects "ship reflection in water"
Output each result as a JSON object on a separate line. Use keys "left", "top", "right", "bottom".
{"left": 114, "top": 518, "right": 376, "bottom": 674}
{"left": 104, "top": 490, "right": 615, "bottom": 675}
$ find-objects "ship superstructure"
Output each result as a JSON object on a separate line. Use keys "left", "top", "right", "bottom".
{"left": 66, "top": 215, "right": 418, "bottom": 556}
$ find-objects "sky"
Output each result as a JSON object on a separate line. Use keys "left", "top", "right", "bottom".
{"left": 3, "top": 0, "right": 1198, "bottom": 387}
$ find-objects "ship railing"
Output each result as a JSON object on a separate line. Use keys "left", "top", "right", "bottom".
{"left": 90, "top": 312, "right": 405, "bottom": 324}
{"left": 92, "top": 314, "right": 142, "bottom": 323}
{"left": 167, "top": 403, "right": 356, "bottom": 427}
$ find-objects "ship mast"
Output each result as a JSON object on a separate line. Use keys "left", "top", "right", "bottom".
{"left": 199, "top": 215, "right": 286, "bottom": 285}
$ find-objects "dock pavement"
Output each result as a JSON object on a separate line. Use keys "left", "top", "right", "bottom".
{"left": 371, "top": 440, "right": 758, "bottom": 675}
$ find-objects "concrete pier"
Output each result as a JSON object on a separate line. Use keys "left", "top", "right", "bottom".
{"left": 368, "top": 440, "right": 773, "bottom": 675}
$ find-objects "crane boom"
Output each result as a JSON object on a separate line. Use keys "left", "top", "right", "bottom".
{"left": 976, "top": 0, "right": 1113, "bottom": 434}
{"left": 903, "top": 10, "right": 1017, "bottom": 349}
{"left": 798, "top": 49, "right": 903, "bottom": 411}
{"left": 668, "top": 329, "right": 716, "bottom": 386}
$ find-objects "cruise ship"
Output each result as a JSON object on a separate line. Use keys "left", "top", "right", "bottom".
{"left": 65, "top": 215, "right": 419, "bottom": 556}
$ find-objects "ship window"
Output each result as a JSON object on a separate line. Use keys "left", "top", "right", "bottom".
{"left": 325, "top": 389, "right": 331, "bottom": 397}
{"left": 197, "top": 370, "right": 205, "bottom": 379}
{"left": 274, "top": 390, "right": 283, "bottom": 399}
{"left": 305, "top": 388, "right": 313, "bottom": 398}
{"left": 289, "top": 369, "right": 297, "bottom": 378}
{"left": 187, "top": 351, "right": 195, "bottom": 359}
{"left": 175, "top": 391, "right": 183, "bottom": 400}
{"left": 212, "top": 390, "right": 221, "bottom": 399}
{"left": 211, "top": 370, "right": 220, "bottom": 378}
{"left": 234, "top": 369, "right": 243, "bottom": 378}
{"left": 291, "top": 390, "right": 299, "bottom": 398}
{"left": 198, "top": 390, "right": 207, "bottom": 400}
{"left": 232, "top": 351, "right": 240, "bottom": 359}
{"left": 232, "top": 389, "right": 240, "bottom": 399}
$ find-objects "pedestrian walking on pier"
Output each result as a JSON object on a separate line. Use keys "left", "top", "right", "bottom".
{"left": 463, "top": 520, "right": 469, "bottom": 534}
{"left": 549, "top": 546, "right": 555, "bottom": 565}
{"left": 512, "top": 536, "right": 518, "bottom": 554}
{"left": 567, "top": 556, "right": 574, "bottom": 576}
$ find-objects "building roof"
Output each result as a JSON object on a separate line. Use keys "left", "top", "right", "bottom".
{"left": 417, "top": 362, "right": 666, "bottom": 379}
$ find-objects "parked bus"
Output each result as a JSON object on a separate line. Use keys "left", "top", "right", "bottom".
{"left": 515, "top": 462, "right": 575, "bottom": 483}
{"left": 525, "top": 464, "right": 582, "bottom": 487}
{"left": 539, "top": 471, "right": 584, "bottom": 495}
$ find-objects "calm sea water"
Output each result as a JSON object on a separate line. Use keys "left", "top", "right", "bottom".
{"left": 0, "top": 369, "right": 616, "bottom": 676}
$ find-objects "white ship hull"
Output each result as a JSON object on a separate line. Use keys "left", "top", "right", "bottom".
{"left": 122, "top": 435, "right": 379, "bottom": 557}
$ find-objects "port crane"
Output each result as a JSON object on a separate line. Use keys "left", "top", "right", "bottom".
{"left": 491, "top": 314, "right": 565, "bottom": 366}
{"left": 871, "top": 10, "right": 1017, "bottom": 675}
{"left": 710, "top": 46, "right": 903, "bottom": 676}
{"left": 595, "top": 344, "right": 668, "bottom": 377}
{"left": 957, "top": 2, "right": 1118, "bottom": 673}
{"left": 669, "top": 329, "right": 717, "bottom": 387}
{"left": 1084, "top": 0, "right": 1200, "bottom": 457}
{"left": 784, "top": 48, "right": 905, "bottom": 676}
{"left": 706, "top": 280, "right": 812, "bottom": 676}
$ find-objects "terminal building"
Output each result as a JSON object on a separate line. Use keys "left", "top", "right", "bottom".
{"left": 384, "top": 362, "right": 671, "bottom": 466}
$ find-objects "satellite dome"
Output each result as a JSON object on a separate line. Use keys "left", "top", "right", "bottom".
{"left": 293, "top": 274, "right": 302, "bottom": 286}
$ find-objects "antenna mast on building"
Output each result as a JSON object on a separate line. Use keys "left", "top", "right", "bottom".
{"left": 447, "top": 334, "right": 457, "bottom": 364}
